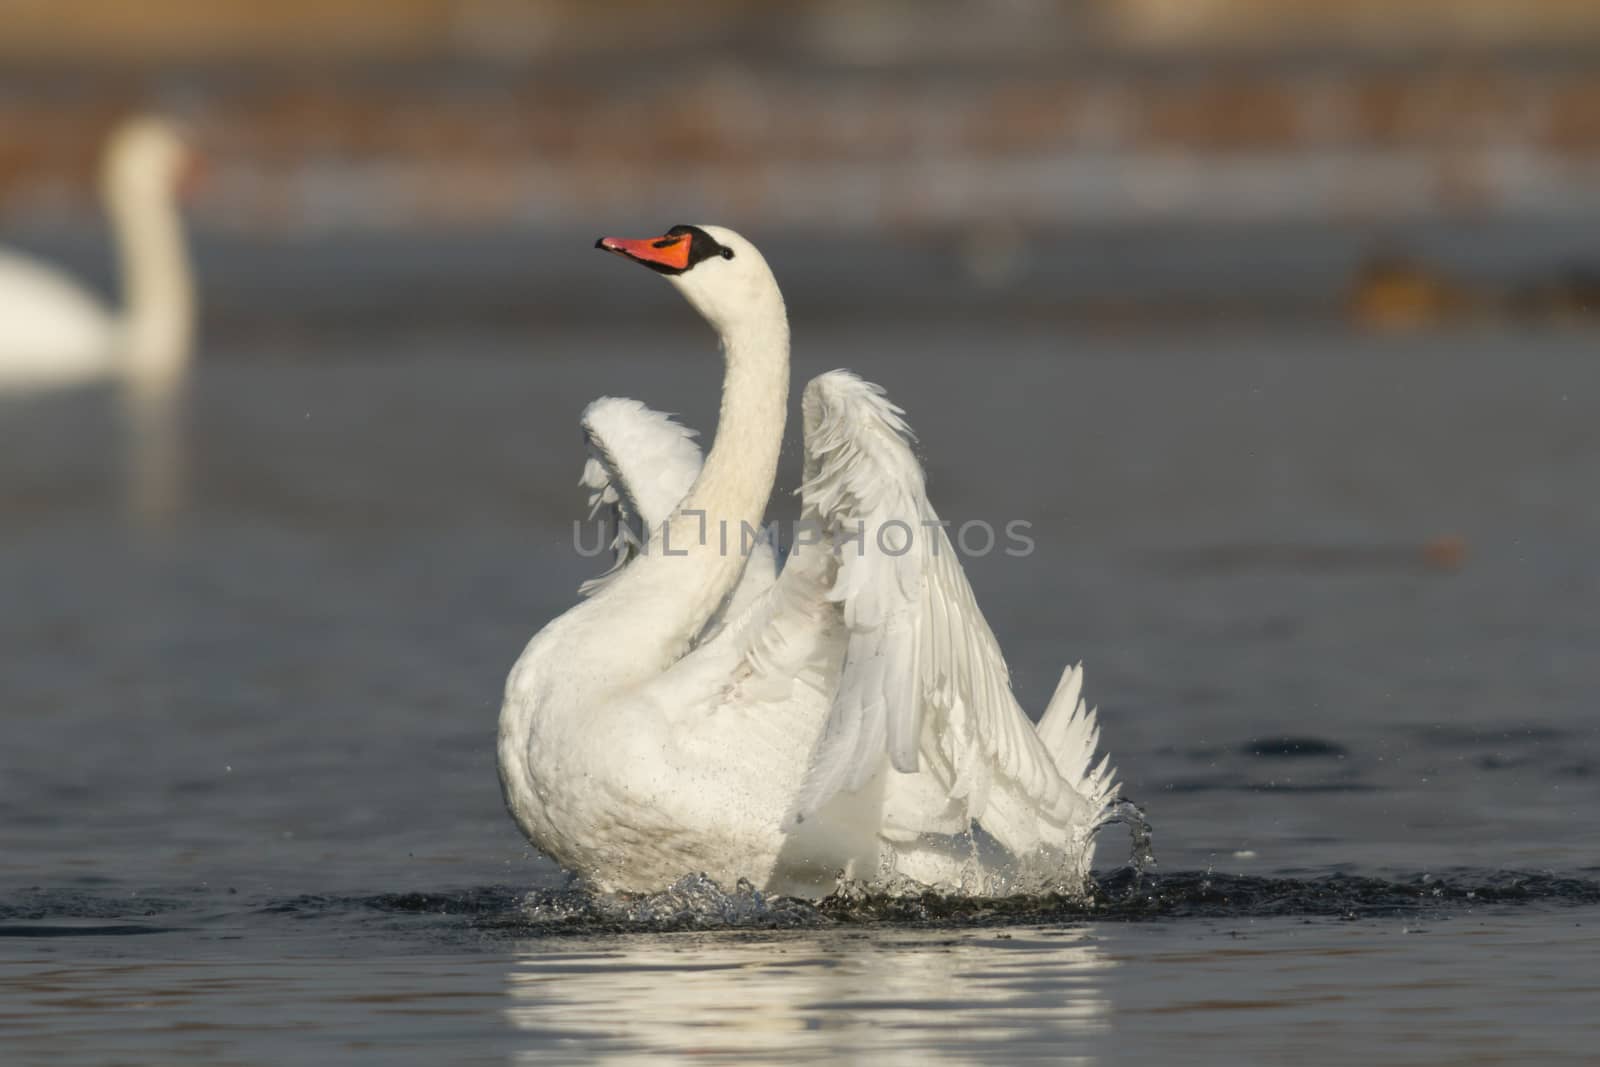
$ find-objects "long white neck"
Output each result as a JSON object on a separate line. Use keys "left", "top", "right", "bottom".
{"left": 595, "top": 294, "right": 790, "bottom": 665}
{"left": 104, "top": 155, "right": 194, "bottom": 532}
{"left": 671, "top": 307, "right": 791, "bottom": 615}
{"left": 109, "top": 179, "right": 194, "bottom": 391}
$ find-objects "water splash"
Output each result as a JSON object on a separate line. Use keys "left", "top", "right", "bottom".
{"left": 6, "top": 870, "right": 1598, "bottom": 941}
{"left": 1098, "top": 797, "right": 1156, "bottom": 883}
{"left": 862, "top": 821, "right": 1107, "bottom": 900}
{"left": 499, "top": 869, "right": 1600, "bottom": 932}
{"left": 515, "top": 873, "right": 822, "bottom": 931}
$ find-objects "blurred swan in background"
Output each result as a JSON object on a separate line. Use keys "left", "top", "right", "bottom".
{"left": 0, "top": 117, "right": 195, "bottom": 390}
{"left": 499, "top": 225, "right": 1118, "bottom": 899}
{"left": 0, "top": 117, "right": 198, "bottom": 526}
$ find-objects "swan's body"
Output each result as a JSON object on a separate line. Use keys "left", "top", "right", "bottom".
{"left": 499, "top": 225, "right": 1116, "bottom": 898}
{"left": 0, "top": 118, "right": 195, "bottom": 393}
{"left": 0, "top": 252, "right": 117, "bottom": 387}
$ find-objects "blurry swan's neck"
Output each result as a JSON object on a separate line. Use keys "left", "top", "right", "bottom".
{"left": 104, "top": 150, "right": 194, "bottom": 532}
{"left": 107, "top": 173, "right": 193, "bottom": 390}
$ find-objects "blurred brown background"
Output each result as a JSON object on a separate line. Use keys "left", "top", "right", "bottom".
{"left": 5, "top": 0, "right": 1600, "bottom": 325}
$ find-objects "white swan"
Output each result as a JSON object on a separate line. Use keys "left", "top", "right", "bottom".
{"left": 499, "top": 225, "right": 1117, "bottom": 898}
{"left": 0, "top": 116, "right": 195, "bottom": 393}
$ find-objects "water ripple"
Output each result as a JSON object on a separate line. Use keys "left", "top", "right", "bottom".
{"left": 3, "top": 870, "right": 1597, "bottom": 941}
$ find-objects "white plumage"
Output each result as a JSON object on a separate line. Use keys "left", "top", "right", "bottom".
{"left": 0, "top": 117, "right": 195, "bottom": 393}
{"left": 0, "top": 252, "right": 118, "bottom": 388}
{"left": 576, "top": 396, "right": 778, "bottom": 624}
{"left": 499, "top": 225, "right": 1117, "bottom": 898}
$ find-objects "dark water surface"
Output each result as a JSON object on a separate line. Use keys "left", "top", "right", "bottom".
{"left": 3, "top": 321, "right": 1598, "bottom": 1062}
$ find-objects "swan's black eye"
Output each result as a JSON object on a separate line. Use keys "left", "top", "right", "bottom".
{"left": 720, "top": 247, "right": 734, "bottom": 260}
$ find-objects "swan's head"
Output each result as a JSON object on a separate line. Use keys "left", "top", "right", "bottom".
{"left": 102, "top": 117, "right": 197, "bottom": 210}
{"left": 596, "top": 224, "right": 784, "bottom": 337}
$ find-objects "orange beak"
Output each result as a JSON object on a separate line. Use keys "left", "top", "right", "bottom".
{"left": 595, "top": 232, "right": 692, "bottom": 274}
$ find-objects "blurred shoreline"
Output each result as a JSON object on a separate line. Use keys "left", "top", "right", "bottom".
{"left": 8, "top": 51, "right": 1600, "bottom": 233}
{"left": 9, "top": 0, "right": 1600, "bottom": 63}
{"left": 5, "top": 4, "right": 1600, "bottom": 324}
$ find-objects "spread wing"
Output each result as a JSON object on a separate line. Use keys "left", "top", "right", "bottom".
{"left": 577, "top": 397, "right": 776, "bottom": 625}
{"left": 737, "top": 371, "right": 1106, "bottom": 837}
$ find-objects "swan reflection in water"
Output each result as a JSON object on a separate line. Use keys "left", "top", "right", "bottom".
{"left": 503, "top": 927, "right": 1111, "bottom": 1064}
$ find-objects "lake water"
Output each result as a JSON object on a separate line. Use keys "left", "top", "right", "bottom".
{"left": 2, "top": 309, "right": 1598, "bottom": 1062}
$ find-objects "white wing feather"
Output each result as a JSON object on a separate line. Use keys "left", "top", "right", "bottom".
{"left": 780, "top": 371, "right": 1111, "bottom": 833}
{"left": 576, "top": 398, "right": 704, "bottom": 597}
{"left": 576, "top": 397, "right": 776, "bottom": 624}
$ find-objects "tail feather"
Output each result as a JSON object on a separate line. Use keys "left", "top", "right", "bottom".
{"left": 1036, "top": 663, "right": 1118, "bottom": 818}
